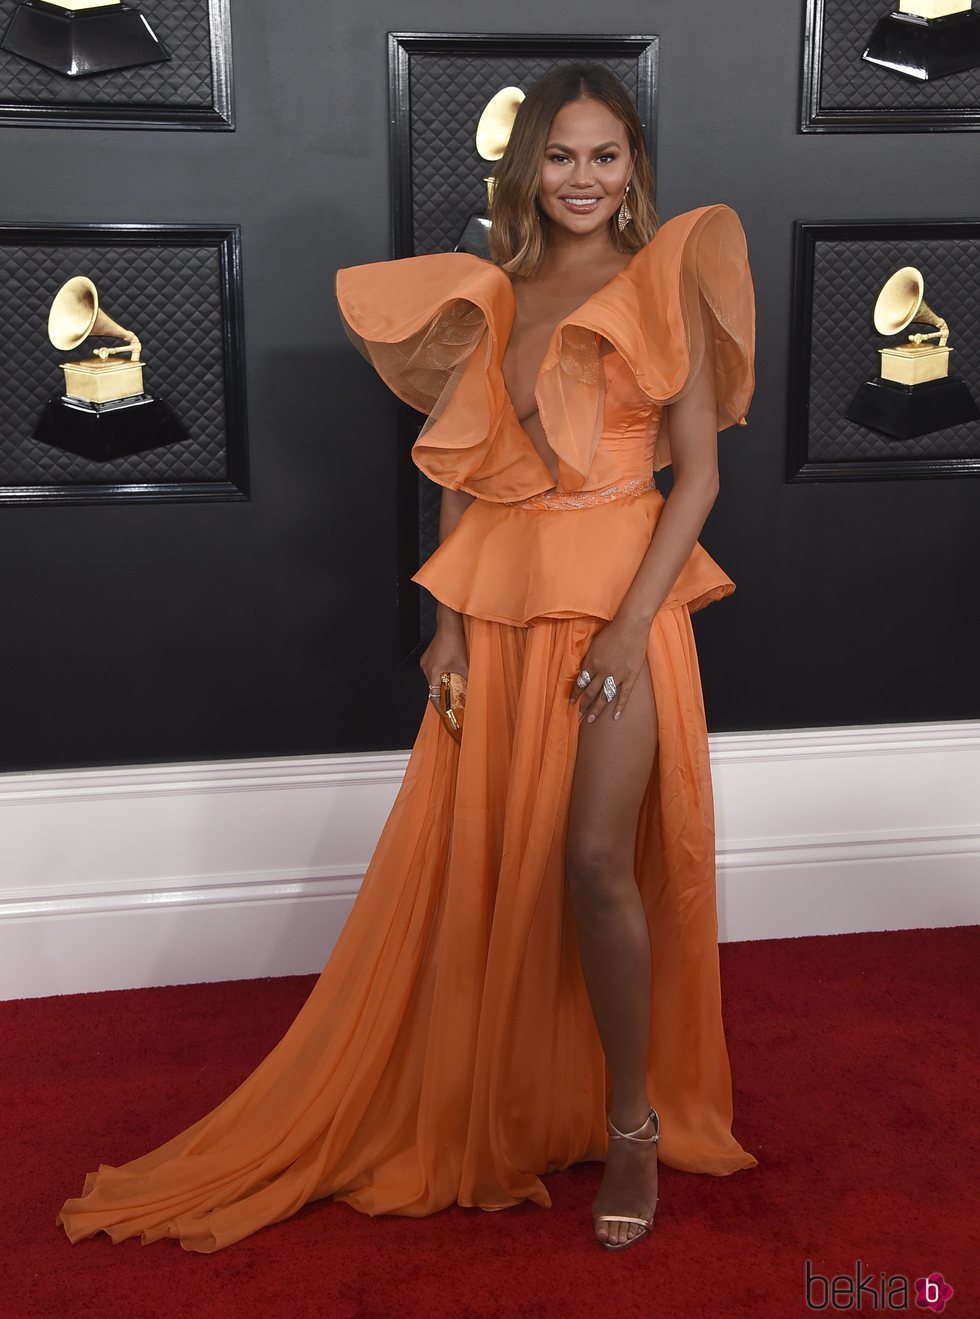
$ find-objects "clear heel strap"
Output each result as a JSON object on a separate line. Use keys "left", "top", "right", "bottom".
{"left": 607, "top": 1106, "right": 660, "bottom": 1144}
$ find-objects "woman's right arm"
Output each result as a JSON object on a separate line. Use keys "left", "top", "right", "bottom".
{"left": 419, "top": 485, "right": 474, "bottom": 690}
{"left": 432, "top": 487, "right": 474, "bottom": 636}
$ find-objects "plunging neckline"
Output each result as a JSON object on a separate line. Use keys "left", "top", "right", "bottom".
{"left": 496, "top": 245, "right": 643, "bottom": 385}
{"left": 486, "top": 246, "right": 646, "bottom": 490}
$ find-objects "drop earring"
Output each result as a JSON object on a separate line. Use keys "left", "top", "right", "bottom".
{"left": 616, "top": 182, "right": 633, "bottom": 233}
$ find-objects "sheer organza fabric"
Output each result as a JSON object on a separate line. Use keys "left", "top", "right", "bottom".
{"left": 57, "top": 204, "right": 758, "bottom": 1253}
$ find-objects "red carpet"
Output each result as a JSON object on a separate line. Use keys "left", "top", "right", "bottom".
{"left": 6, "top": 926, "right": 976, "bottom": 1318}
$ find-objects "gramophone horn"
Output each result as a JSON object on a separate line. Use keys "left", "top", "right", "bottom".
{"left": 475, "top": 86, "right": 525, "bottom": 161}
{"left": 873, "top": 266, "right": 948, "bottom": 347}
{"left": 47, "top": 275, "right": 142, "bottom": 361}
{"left": 48, "top": 275, "right": 98, "bottom": 350}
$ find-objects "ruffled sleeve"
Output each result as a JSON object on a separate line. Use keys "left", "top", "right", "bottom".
{"left": 335, "top": 252, "right": 489, "bottom": 414}
{"left": 535, "top": 202, "right": 757, "bottom": 485}
{"left": 635, "top": 202, "right": 756, "bottom": 472}
{"left": 335, "top": 252, "right": 553, "bottom": 501}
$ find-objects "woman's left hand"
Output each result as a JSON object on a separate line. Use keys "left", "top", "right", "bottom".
{"left": 568, "top": 613, "right": 651, "bottom": 723}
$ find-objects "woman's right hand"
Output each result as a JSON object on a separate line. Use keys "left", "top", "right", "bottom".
{"left": 420, "top": 618, "right": 469, "bottom": 703}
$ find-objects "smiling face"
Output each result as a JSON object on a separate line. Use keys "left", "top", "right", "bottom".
{"left": 537, "top": 96, "right": 634, "bottom": 236}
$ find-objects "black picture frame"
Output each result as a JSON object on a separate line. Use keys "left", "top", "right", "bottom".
{"left": 386, "top": 31, "right": 660, "bottom": 660}
{"left": 801, "top": 0, "right": 980, "bottom": 133}
{"left": 0, "top": 0, "right": 233, "bottom": 130}
{"left": 787, "top": 216, "right": 980, "bottom": 483}
{"left": 0, "top": 221, "right": 248, "bottom": 505}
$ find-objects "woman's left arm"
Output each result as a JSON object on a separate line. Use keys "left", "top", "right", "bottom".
{"left": 617, "top": 294, "right": 720, "bottom": 629}
{"left": 569, "top": 294, "right": 720, "bottom": 722}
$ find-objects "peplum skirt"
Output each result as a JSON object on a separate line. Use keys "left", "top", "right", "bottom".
{"left": 411, "top": 477, "right": 735, "bottom": 626}
{"left": 56, "top": 480, "right": 756, "bottom": 1254}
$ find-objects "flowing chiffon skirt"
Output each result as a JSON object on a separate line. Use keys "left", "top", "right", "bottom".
{"left": 56, "top": 603, "right": 757, "bottom": 1254}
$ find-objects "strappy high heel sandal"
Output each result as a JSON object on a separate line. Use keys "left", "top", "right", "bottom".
{"left": 594, "top": 1105, "right": 661, "bottom": 1252}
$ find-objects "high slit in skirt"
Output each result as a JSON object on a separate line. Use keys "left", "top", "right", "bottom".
{"left": 56, "top": 603, "right": 757, "bottom": 1254}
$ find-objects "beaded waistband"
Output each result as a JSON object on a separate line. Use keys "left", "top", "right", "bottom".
{"left": 502, "top": 473, "right": 657, "bottom": 511}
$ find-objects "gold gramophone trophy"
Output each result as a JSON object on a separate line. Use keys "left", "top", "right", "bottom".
{"left": 845, "top": 266, "right": 980, "bottom": 439}
{"left": 454, "top": 86, "right": 525, "bottom": 258}
{"left": 33, "top": 275, "right": 187, "bottom": 461}
{"left": 862, "top": 1, "right": 980, "bottom": 82}
{"left": 0, "top": 1, "right": 169, "bottom": 78}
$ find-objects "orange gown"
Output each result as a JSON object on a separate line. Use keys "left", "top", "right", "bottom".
{"left": 56, "top": 202, "right": 758, "bottom": 1254}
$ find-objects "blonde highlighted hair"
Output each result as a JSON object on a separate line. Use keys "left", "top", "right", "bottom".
{"left": 486, "top": 62, "right": 659, "bottom": 276}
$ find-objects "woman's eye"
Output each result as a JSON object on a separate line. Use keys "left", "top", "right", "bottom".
{"left": 547, "top": 153, "right": 618, "bottom": 164}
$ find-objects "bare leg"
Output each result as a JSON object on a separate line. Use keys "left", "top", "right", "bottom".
{"left": 565, "top": 651, "right": 659, "bottom": 1247}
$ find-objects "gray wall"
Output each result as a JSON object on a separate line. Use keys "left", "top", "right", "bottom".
{"left": 1, "top": 2, "right": 977, "bottom": 773}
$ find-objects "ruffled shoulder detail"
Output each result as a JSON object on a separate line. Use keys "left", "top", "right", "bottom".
{"left": 536, "top": 202, "right": 757, "bottom": 486}
{"left": 334, "top": 251, "right": 553, "bottom": 501}
{"left": 335, "top": 252, "right": 496, "bottom": 413}
{"left": 335, "top": 204, "right": 755, "bottom": 500}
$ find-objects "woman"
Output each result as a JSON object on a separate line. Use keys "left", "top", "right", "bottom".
{"left": 56, "top": 63, "right": 757, "bottom": 1256}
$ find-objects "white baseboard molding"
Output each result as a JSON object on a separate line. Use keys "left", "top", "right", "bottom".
{"left": 2, "top": 721, "right": 978, "bottom": 1000}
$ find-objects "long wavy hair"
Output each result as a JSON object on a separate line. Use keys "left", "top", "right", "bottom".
{"left": 486, "top": 63, "right": 659, "bottom": 276}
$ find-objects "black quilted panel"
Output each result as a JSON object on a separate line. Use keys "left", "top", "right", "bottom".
{"left": 0, "top": 236, "right": 231, "bottom": 486}
{"left": 808, "top": 235, "right": 980, "bottom": 463}
{"left": 409, "top": 53, "right": 642, "bottom": 256}
{"left": 817, "top": 0, "right": 980, "bottom": 112}
{"left": 0, "top": 0, "right": 213, "bottom": 107}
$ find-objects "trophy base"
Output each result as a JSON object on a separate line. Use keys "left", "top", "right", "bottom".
{"left": 61, "top": 354, "right": 146, "bottom": 403}
{"left": 845, "top": 375, "right": 980, "bottom": 440}
{"left": 862, "top": 9, "right": 980, "bottom": 81}
{"left": 879, "top": 343, "right": 950, "bottom": 387}
{"left": 0, "top": 1, "right": 169, "bottom": 77}
{"left": 34, "top": 393, "right": 187, "bottom": 461}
